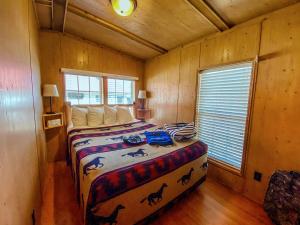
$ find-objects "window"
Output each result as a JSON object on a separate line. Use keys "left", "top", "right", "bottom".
{"left": 64, "top": 73, "right": 136, "bottom": 105}
{"left": 195, "top": 62, "right": 254, "bottom": 172}
{"left": 65, "top": 74, "right": 103, "bottom": 105}
{"left": 107, "top": 78, "right": 134, "bottom": 105}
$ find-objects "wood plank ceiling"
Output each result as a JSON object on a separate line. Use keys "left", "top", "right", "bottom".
{"left": 34, "top": 0, "right": 299, "bottom": 59}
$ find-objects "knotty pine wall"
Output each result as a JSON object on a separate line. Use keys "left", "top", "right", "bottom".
{"left": 145, "top": 3, "right": 300, "bottom": 204}
{"left": 0, "top": 0, "right": 46, "bottom": 224}
{"left": 39, "top": 31, "right": 144, "bottom": 161}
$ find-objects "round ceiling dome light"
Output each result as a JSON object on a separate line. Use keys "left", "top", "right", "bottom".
{"left": 110, "top": 0, "right": 137, "bottom": 17}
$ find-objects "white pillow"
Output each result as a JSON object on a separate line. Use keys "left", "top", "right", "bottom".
{"left": 104, "top": 105, "right": 117, "bottom": 124}
{"left": 87, "top": 107, "right": 104, "bottom": 127}
{"left": 117, "top": 106, "right": 133, "bottom": 123}
{"left": 72, "top": 107, "right": 88, "bottom": 126}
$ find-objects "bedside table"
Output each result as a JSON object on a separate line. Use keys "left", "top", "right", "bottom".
{"left": 136, "top": 109, "right": 151, "bottom": 121}
{"left": 42, "top": 112, "right": 64, "bottom": 130}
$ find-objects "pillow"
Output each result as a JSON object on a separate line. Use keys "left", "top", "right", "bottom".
{"left": 72, "top": 107, "right": 88, "bottom": 126}
{"left": 164, "top": 122, "right": 196, "bottom": 141}
{"left": 117, "top": 106, "right": 133, "bottom": 123}
{"left": 104, "top": 105, "right": 117, "bottom": 124}
{"left": 87, "top": 107, "right": 104, "bottom": 127}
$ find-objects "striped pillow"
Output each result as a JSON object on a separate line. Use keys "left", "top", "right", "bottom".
{"left": 164, "top": 122, "right": 196, "bottom": 141}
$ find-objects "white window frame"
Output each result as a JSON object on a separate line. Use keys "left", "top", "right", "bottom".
{"left": 62, "top": 69, "right": 137, "bottom": 106}
{"left": 195, "top": 60, "right": 257, "bottom": 175}
{"left": 107, "top": 78, "right": 135, "bottom": 105}
{"left": 64, "top": 74, "right": 104, "bottom": 105}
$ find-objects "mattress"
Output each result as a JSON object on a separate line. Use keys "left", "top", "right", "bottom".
{"left": 67, "top": 121, "right": 208, "bottom": 225}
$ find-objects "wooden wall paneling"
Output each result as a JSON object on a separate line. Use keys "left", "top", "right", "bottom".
{"left": 119, "top": 54, "right": 144, "bottom": 77}
{"left": 196, "top": 21, "right": 262, "bottom": 199}
{"left": 177, "top": 42, "right": 201, "bottom": 122}
{"left": 200, "top": 23, "right": 261, "bottom": 69}
{"left": 163, "top": 49, "right": 181, "bottom": 124}
{"left": 86, "top": 41, "right": 101, "bottom": 72}
{"left": 144, "top": 3, "right": 300, "bottom": 204}
{"left": 61, "top": 34, "right": 89, "bottom": 70}
{"left": 39, "top": 32, "right": 62, "bottom": 111}
{"left": 99, "top": 46, "right": 144, "bottom": 96}
{"left": 39, "top": 32, "right": 67, "bottom": 162}
{"left": 207, "top": 164, "right": 245, "bottom": 193}
{"left": 39, "top": 31, "right": 145, "bottom": 161}
{"left": 145, "top": 48, "right": 181, "bottom": 125}
{"left": 29, "top": 0, "right": 48, "bottom": 196}
{"left": 145, "top": 23, "right": 261, "bottom": 125}
{"left": 244, "top": 4, "right": 300, "bottom": 203}
{"left": 0, "top": 0, "right": 44, "bottom": 224}
{"left": 119, "top": 54, "right": 145, "bottom": 97}
{"left": 144, "top": 58, "right": 159, "bottom": 122}
{"left": 99, "top": 47, "right": 122, "bottom": 75}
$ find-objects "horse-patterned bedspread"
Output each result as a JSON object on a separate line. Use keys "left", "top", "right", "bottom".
{"left": 68, "top": 121, "right": 208, "bottom": 225}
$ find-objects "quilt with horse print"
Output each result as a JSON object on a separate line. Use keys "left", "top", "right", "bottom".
{"left": 67, "top": 121, "right": 208, "bottom": 225}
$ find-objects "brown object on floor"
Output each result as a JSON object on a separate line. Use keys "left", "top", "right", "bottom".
{"left": 40, "top": 162, "right": 272, "bottom": 225}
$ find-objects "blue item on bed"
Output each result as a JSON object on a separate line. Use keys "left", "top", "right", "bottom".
{"left": 144, "top": 131, "right": 173, "bottom": 146}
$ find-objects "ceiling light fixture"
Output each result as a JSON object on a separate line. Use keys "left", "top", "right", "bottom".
{"left": 110, "top": 0, "right": 137, "bottom": 17}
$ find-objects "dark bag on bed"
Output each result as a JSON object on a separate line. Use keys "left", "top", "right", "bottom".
{"left": 123, "top": 135, "right": 144, "bottom": 145}
{"left": 264, "top": 170, "right": 300, "bottom": 225}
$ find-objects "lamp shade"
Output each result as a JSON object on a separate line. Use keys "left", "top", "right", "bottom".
{"left": 138, "top": 90, "right": 147, "bottom": 99}
{"left": 43, "top": 84, "right": 59, "bottom": 97}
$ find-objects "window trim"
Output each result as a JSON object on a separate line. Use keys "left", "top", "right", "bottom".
{"left": 61, "top": 68, "right": 139, "bottom": 80}
{"left": 63, "top": 73, "right": 136, "bottom": 106}
{"left": 64, "top": 74, "right": 104, "bottom": 105}
{"left": 194, "top": 59, "right": 258, "bottom": 176}
{"left": 106, "top": 77, "right": 135, "bottom": 105}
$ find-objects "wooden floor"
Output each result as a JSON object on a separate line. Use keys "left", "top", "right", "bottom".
{"left": 40, "top": 162, "right": 272, "bottom": 225}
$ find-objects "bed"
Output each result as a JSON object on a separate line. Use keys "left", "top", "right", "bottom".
{"left": 66, "top": 104, "right": 208, "bottom": 225}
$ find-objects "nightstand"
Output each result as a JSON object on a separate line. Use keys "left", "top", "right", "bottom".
{"left": 42, "top": 112, "right": 64, "bottom": 130}
{"left": 136, "top": 109, "right": 151, "bottom": 121}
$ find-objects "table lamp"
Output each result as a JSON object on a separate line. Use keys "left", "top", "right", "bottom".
{"left": 43, "top": 84, "right": 59, "bottom": 114}
{"left": 138, "top": 90, "right": 147, "bottom": 109}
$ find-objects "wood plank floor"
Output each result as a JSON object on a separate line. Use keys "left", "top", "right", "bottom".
{"left": 39, "top": 162, "right": 272, "bottom": 225}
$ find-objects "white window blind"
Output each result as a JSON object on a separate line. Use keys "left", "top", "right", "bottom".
{"left": 195, "top": 62, "right": 253, "bottom": 170}
{"left": 107, "top": 78, "right": 134, "bottom": 104}
{"left": 65, "top": 74, "right": 103, "bottom": 105}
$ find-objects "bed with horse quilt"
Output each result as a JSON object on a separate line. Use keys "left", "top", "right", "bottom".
{"left": 67, "top": 121, "right": 208, "bottom": 225}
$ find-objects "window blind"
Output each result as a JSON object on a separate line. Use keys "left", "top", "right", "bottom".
{"left": 107, "top": 78, "right": 134, "bottom": 104}
{"left": 195, "top": 62, "right": 253, "bottom": 170}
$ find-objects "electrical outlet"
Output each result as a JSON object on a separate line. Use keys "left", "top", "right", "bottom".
{"left": 32, "top": 209, "right": 35, "bottom": 225}
{"left": 254, "top": 171, "right": 262, "bottom": 182}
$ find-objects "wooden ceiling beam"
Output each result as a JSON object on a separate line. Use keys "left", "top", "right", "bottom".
{"left": 62, "top": 0, "right": 68, "bottom": 32}
{"left": 35, "top": 0, "right": 52, "bottom": 7}
{"left": 51, "top": 0, "right": 54, "bottom": 29}
{"left": 185, "top": 0, "right": 230, "bottom": 31}
{"left": 67, "top": 3, "right": 168, "bottom": 54}
{"left": 52, "top": 0, "right": 68, "bottom": 32}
